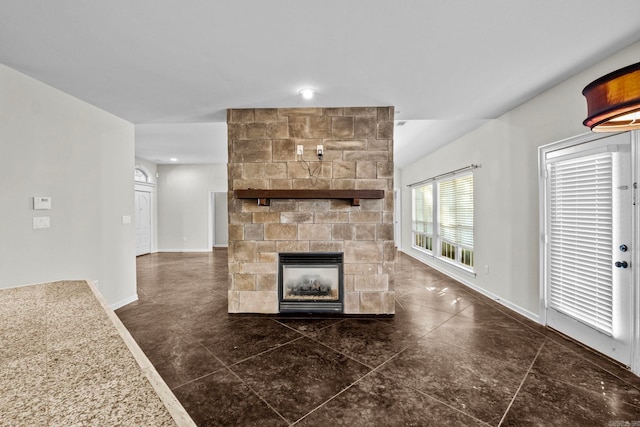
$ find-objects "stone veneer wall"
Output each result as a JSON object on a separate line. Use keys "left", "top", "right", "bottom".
{"left": 227, "top": 107, "right": 395, "bottom": 314}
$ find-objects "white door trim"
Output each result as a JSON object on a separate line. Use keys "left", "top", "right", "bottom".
{"left": 539, "top": 131, "right": 638, "bottom": 373}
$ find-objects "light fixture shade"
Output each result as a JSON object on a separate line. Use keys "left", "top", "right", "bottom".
{"left": 582, "top": 62, "right": 640, "bottom": 132}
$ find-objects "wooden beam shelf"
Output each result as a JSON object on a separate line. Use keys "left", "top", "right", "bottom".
{"left": 234, "top": 189, "right": 385, "bottom": 206}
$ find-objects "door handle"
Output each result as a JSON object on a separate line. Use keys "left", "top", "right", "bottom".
{"left": 615, "top": 261, "right": 628, "bottom": 269}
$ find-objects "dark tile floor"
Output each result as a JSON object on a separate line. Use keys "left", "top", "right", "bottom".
{"left": 116, "top": 250, "right": 640, "bottom": 426}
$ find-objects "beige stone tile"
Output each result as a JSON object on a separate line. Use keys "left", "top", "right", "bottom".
{"left": 234, "top": 178, "right": 269, "bottom": 189}
{"left": 309, "top": 241, "right": 344, "bottom": 253}
{"left": 264, "top": 223, "right": 297, "bottom": 240}
{"left": 256, "top": 274, "right": 277, "bottom": 291}
{"left": 376, "top": 161, "right": 394, "bottom": 179}
{"left": 228, "top": 109, "right": 255, "bottom": 123}
{"left": 288, "top": 116, "right": 310, "bottom": 138}
{"left": 332, "top": 179, "right": 357, "bottom": 190}
{"left": 273, "top": 139, "right": 296, "bottom": 161}
{"left": 243, "top": 163, "right": 265, "bottom": 179}
{"left": 228, "top": 224, "right": 243, "bottom": 241}
{"left": 228, "top": 291, "right": 240, "bottom": 312}
{"left": 231, "top": 140, "right": 272, "bottom": 163}
{"left": 240, "top": 262, "right": 277, "bottom": 275}
{"left": 233, "top": 241, "right": 256, "bottom": 262}
{"left": 332, "top": 116, "right": 354, "bottom": 138}
{"left": 332, "top": 224, "right": 354, "bottom": 241}
{"left": 276, "top": 241, "right": 310, "bottom": 252}
{"left": 343, "top": 292, "right": 360, "bottom": 314}
{"left": 309, "top": 116, "right": 332, "bottom": 138}
{"left": 350, "top": 212, "right": 382, "bottom": 223}
{"left": 258, "top": 252, "right": 277, "bottom": 263}
{"left": 246, "top": 123, "right": 267, "bottom": 139}
{"left": 238, "top": 291, "right": 278, "bottom": 314}
{"left": 265, "top": 163, "right": 287, "bottom": 179}
{"left": 377, "top": 121, "right": 394, "bottom": 139}
{"left": 354, "top": 224, "right": 376, "bottom": 240}
{"left": 358, "top": 199, "right": 383, "bottom": 212}
{"left": 344, "top": 241, "right": 384, "bottom": 263}
{"left": 233, "top": 274, "right": 256, "bottom": 291}
{"left": 355, "top": 274, "right": 389, "bottom": 292}
{"left": 255, "top": 241, "right": 276, "bottom": 253}
{"left": 332, "top": 161, "right": 356, "bottom": 178}
{"left": 252, "top": 212, "right": 280, "bottom": 223}
{"left": 298, "top": 200, "right": 330, "bottom": 212}
{"left": 343, "top": 263, "right": 377, "bottom": 275}
{"left": 344, "top": 275, "right": 355, "bottom": 292}
{"left": 269, "top": 200, "right": 298, "bottom": 212}
{"left": 278, "top": 108, "right": 323, "bottom": 117}
{"left": 354, "top": 117, "right": 377, "bottom": 139}
{"left": 356, "top": 161, "right": 377, "bottom": 179}
{"left": 298, "top": 224, "right": 332, "bottom": 240}
{"left": 244, "top": 223, "right": 264, "bottom": 241}
{"left": 324, "top": 139, "right": 366, "bottom": 150}
{"left": 227, "top": 123, "right": 246, "bottom": 141}
{"left": 315, "top": 212, "right": 349, "bottom": 223}
{"left": 343, "top": 150, "right": 389, "bottom": 162}
{"left": 269, "top": 179, "right": 293, "bottom": 189}
{"left": 267, "top": 121, "right": 289, "bottom": 139}
{"left": 377, "top": 224, "right": 394, "bottom": 241}
{"left": 360, "top": 292, "right": 385, "bottom": 314}
{"left": 323, "top": 107, "right": 344, "bottom": 117}
{"left": 255, "top": 108, "right": 278, "bottom": 122}
{"left": 355, "top": 178, "right": 389, "bottom": 190}
{"left": 281, "top": 212, "right": 313, "bottom": 224}
{"left": 368, "top": 139, "right": 391, "bottom": 151}
{"left": 377, "top": 106, "right": 393, "bottom": 121}
{"left": 292, "top": 179, "right": 331, "bottom": 190}
{"left": 345, "top": 107, "right": 377, "bottom": 116}
{"left": 287, "top": 161, "right": 311, "bottom": 178}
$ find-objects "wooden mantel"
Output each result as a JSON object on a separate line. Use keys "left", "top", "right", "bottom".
{"left": 234, "top": 189, "right": 385, "bottom": 206}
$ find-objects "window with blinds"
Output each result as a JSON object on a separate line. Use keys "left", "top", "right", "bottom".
{"left": 547, "top": 153, "right": 613, "bottom": 335}
{"left": 412, "top": 184, "right": 434, "bottom": 251}
{"left": 411, "top": 172, "right": 474, "bottom": 269}
{"left": 438, "top": 174, "right": 474, "bottom": 267}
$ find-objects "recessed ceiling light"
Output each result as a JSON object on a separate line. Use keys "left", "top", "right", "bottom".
{"left": 170, "top": 157, "right": 178, "bottom": 162}
{"left": 298, "top": 88, "right": 316, "bottom": 100}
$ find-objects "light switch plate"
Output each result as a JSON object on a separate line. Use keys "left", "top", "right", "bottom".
{"left": 122, "top": 215, "right": 132, "bottom": 224}
{"left": 33, "top": 196, "right": 52, "bottom": 210}
{"left": 33, "top": 216, "right": 50, "bottom": 229}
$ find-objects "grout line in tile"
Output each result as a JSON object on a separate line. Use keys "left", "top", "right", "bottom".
{"left": 497, "top": 338, "right": 546, "bottom": 426}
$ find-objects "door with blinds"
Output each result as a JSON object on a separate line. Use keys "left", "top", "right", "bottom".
{"left": 543, "top": 132, "right": 632, "bottom": 366}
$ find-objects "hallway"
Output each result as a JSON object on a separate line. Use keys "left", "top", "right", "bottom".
{"left": 116, "top": 250, "right": 640, "bottom": 426}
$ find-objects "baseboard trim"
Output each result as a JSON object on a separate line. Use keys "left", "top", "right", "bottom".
{"left": 398, "top": 249, "right": 541, "bottom": 325}
{"left": 110, "top": 294, "right": 138, "bottom": 310}
{"left": 156, "top": 249, "right": 212, "bottom": 253}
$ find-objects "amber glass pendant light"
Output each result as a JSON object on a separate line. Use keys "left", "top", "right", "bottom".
{"left": 582, "top": 62, "right": 640, "bottom": 132}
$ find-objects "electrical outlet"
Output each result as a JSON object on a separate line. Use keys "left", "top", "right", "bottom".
{"left": 296, "top": 145, "right": 304, "bottom": 155}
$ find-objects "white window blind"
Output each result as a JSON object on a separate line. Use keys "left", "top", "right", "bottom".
{"left": 439, "top": 174, "right": 474, "bottom": 248}
{"left": 547, "top": 153, "right": 613, "bottom": 335}
{"left": 413, "top": 184, "right": 433, "bottom": 234}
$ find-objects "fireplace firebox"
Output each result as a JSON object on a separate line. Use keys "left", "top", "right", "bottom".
{"left": 278, "top": 252, "right": 344, "bottom": 313}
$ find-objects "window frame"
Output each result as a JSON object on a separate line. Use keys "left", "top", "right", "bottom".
{"left": 411, "top": 171, "right": 474, "bottom": 273}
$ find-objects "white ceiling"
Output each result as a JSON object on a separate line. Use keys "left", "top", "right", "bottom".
{"left": 2, "top": 1, "right": 640, "bottom": 166}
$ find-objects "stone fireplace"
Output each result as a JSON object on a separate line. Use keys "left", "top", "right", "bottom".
{"left": 227, "top": 107, "right": 395, "bottom": 315}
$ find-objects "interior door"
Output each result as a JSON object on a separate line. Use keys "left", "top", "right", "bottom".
{"left": 135, "top": 190, "right": 151, "bottom": 256}
{"left": 543, "top": 132, "right": 632, "bottom": 365}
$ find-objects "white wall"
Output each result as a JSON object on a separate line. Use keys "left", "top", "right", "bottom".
{"left": 0, "top": 64, "right": 136, "bottom": 308}
{"left": 157, "top": 164, "right": 227, "bottom": 251}
{"left": 400, "top": 41, "right": 640, "bottom": 320}
{"left": 135, "top": 158, "right": 159, "bottom": 253}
